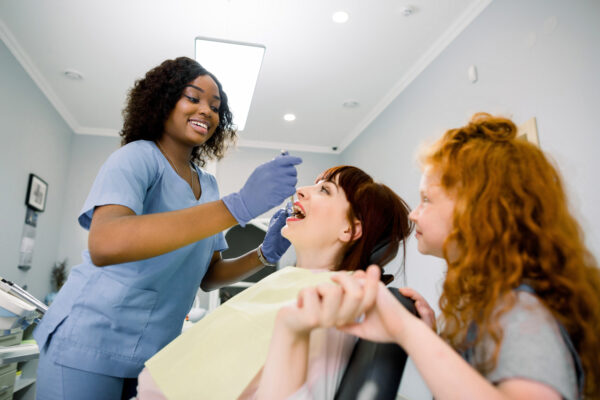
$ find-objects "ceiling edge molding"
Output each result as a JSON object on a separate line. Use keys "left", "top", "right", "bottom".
{"left": 337, "top": 0, "right": 494, "bottom": 153}
{"left": 75, "top": 128, "right": 338, "bottom": 154}
{"left": 0, "top": 18, "right": 82, "bottom": 134}
{"left": 77, "top": 126, "right": 120, "bottom": 137}
{"left": 236, "top": 139, "right": 339, "bottom": 155}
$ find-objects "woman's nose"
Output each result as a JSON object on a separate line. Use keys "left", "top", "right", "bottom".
{"left": 296, "top": 186, "right": 307, "bottom": 199}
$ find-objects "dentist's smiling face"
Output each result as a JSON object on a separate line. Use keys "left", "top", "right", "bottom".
{"left": 163, "top": 74, "right": 221, "bottom": 146}
{"left": 282, "top": 177, "right": 354, "bottom": 251}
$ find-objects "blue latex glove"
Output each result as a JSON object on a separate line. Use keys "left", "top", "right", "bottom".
{"left": 261, "top": 208, "right": 292, "bottom": 264}
{"left": 222, "top": 153, "right": 302, "bottom": 226}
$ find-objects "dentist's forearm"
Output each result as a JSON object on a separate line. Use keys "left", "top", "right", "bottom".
{"left": 201, "top": 250, "right": 264, "bottom": 291}
{"left": 88, "top": 201, "right": 236, "bottom": 266}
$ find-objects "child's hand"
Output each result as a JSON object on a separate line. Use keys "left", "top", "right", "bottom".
{"left": 398, "top": 287, "right": 437, "bottom": 331}
{"left": 275, "top": 266, "right": 380, "bottom": 336}
{"left": 274, "top": 285, "right": 338, "bottom": 337}
{"left": 329, "top": 266, "right": 380, "bottom": 326}
{"left": 336, "top": 266, "right": 421, "bottom": 345}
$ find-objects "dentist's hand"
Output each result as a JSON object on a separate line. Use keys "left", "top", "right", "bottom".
{"left": 261, "top": 208, "right": 291, "bottom": 264}
{"left": 222, "top": 154, "right": 302, "bottom": 226}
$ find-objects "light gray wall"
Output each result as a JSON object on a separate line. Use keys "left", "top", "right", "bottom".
{"left": 341, "top": 0, "right": 600, "bottom": 398}
{"left": 56, "top": 134, "right": 120, "bottom": 271}
{"left": 0, "top": 40, "right": 74, "bottom": 300}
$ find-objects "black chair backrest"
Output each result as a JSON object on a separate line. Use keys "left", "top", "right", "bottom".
{"left": 334, "top": 288, "right": 417, "bottom": 400}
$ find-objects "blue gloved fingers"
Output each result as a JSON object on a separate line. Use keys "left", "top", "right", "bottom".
{"left": 284, "top": 201, "right": 294, "bottom": 217}
{"left": 273, "top": 153, "right": 303, "bottom": 167}
{"left": 269, "top": 154, "right": 302, "bottom": 195}
{"left": 268, "top": 208, "right": 289, "bottom": 230}
{"left": 222, "top": 154, "right": 302, "bottom": 226}
{"left": 238, "top": 156, "right": 301, "bottom": 212}
{"left": 261, "top": 208, "right": 292, "bottom": 264}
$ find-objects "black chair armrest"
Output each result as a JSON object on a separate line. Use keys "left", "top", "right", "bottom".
{"left": 334, "top": 287, "right": 417, "bottom": 400}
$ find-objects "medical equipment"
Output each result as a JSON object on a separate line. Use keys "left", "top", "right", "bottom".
{"left": 0, "top": 278, "right": 47, "bottom": 314}
{"left": 285, "top": 199, "right": 294, "bottom": 217}
{"left": 281, "top": 149, "right": 295, "bottom": 217}
{"left": 0, "top": 278, "right": 46, "bottom": 330}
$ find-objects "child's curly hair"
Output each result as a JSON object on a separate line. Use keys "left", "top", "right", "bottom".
{"left": 120, "top": 57, "right": 236, "bottom": 166}
{"left": 421, "top": 113, "right": 600, "bottom": 397}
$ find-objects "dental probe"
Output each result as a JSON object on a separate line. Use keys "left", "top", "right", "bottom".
{"left": 281, "top": 150, "right": 294, "bottom": 215}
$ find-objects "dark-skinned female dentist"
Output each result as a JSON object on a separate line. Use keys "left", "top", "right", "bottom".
{"left": 33, "top": 57, "right": 300, "bottom": 400}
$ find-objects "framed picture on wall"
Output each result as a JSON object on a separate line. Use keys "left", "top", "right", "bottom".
{"left": 25, "top": 173, "right": 48, "bottom": 212}
{"left": 517, "top": 117, "right": 540, "bottom": 146}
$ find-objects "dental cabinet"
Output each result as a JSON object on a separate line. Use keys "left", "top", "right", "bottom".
{"left": 0, "top": 281, "right": 45, "bottom": 400}
{"left": 0, "top": 327, "right": 38, "bottom": 400}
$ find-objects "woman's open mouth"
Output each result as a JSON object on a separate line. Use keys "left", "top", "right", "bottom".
{"left": 288, "top": 203, "right": 306, "bottom": 220}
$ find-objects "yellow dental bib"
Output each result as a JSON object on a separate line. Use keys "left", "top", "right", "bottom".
{"left": 145, "top": 267, "right": 337, "bottom": 399}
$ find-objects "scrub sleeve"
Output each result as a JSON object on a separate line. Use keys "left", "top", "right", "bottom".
{"left": 34, "top": 140, "right": 227, "bottom": 380}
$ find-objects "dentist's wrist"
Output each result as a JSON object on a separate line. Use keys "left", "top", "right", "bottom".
{"left": 257, "top": 245, "right": 276, "bottom": 267}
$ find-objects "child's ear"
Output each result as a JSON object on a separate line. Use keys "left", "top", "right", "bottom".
{"left": 340, "top": 220, "right": 362, "bottom": 243}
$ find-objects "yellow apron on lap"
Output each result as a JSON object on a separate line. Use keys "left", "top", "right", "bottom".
{"left": 145, "top": 267, "right": 336, "bottom": 399}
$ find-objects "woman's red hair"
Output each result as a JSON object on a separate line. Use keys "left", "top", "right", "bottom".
{"left": 421, "top": 113, "right": 600, "bottom": 397}
{"left": 316, "top": 166, "right": 413, "bottom": 278}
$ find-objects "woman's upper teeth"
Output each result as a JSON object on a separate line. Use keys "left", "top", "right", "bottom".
{"left": 191, "top": 120, "right": 208, "bottom": 129}
{"left": 293, "top": 205, "right": 306, "bottom": 218}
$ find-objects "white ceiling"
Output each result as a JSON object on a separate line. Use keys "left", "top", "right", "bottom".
{"left": 0, "top": 0, "right": 491, "bottom": 154}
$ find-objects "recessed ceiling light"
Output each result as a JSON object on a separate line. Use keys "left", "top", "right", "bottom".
{"left": 332, "top": 11, "right": 349, "bottom": 24}
{"left": 342, "top": 100, "right": 360, "bottom": 108}
{"left": 283, "top": 113, "right": 296, "bottom": 122}
{"left": 63, "top": 69, "right": 83, "bottom": 80}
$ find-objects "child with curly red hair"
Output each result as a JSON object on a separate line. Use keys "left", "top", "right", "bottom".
{"left": 284, "top": 113, "right": 600, "bottom": 400}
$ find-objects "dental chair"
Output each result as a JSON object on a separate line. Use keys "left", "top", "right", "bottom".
{"left": 334, "top": 287, "right": 417, "bottom": 400}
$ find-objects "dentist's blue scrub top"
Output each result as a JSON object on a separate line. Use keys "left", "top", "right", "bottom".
{"left": 33, "top": 140, "right": 228, "bottom": 377}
